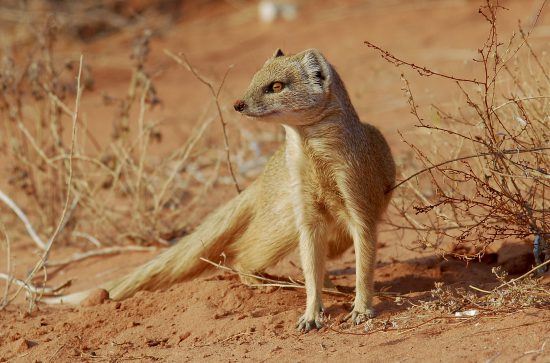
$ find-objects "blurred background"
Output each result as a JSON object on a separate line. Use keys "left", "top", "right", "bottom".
{"left": 2, "top": 0, "right": 547, "bottom": 141}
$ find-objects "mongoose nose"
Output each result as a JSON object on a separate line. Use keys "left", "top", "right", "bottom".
{"left": 233, "top": 100, "right": 247, "bottom": 112}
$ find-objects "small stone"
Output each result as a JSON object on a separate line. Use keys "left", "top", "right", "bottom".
{"left": 179, "top": 332, "right": 191, "bottom": 343}
{"left": 274, "top": 322, "right": 284, "bottom": 329}
{"left": 114, "top": 302, "right": 121, "bottom": 309}
{"left": 214, "top": 311, "right": 230, "bottom": 319}
{"left": 127, "top": 321, "right": 139, "bottom": 328}
{"left": 146, "top": 339, "right": 160, "bottom": 347}
{"left": 16, "top": 339, "right": 38, "bottom": 353}
{"left": 81, "top": 289, "right": 109, "bottom": 307}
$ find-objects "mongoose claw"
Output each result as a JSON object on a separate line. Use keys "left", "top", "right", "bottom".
{"left": 344, "top": 308, "right": 376, "bottom": 325}
{"left": 296, "top": 313, "right": 323, "bottom": 332}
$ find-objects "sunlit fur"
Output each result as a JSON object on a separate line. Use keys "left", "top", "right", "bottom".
{"left": 48, "top": 49, "right": 395, "bottom": 333}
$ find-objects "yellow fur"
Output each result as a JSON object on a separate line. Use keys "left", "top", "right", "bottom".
{"left": 47, "top": 49, "right": 396, "bottom": 332}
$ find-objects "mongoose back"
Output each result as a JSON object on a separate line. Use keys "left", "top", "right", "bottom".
{"left": 46, "top": 48, "right": 396, "bottom": 332}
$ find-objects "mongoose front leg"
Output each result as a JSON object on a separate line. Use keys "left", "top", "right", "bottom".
{"left": 346, "top": 221, "right": 377, "bottom": 324}
{"left": 296, "top": 220, "right": 327, "bottom": 332}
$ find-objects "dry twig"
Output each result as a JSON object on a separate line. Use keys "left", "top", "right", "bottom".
{"left": 46, "top": 245, "right": 159, "bottom": 267}
{"left": 6, "top": 55, "right": 84, "bottom": 309}
{"left": 0, "top": 222, "right": 11, "bottom": 309}
{"left": 0, "top": 188, "right": 47, "bottom": 250}
{"left": 164, "top": 49, "right": 241, "bottom": 193}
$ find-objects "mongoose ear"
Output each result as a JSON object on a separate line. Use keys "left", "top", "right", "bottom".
{"left": 264, "top": 48, "right": 285, "bottom": 66}
{"left": 299, "top": 49, "right": 332, "bottom": 93}
{"left": 273, "top": 48, "right": 285, "bottom": 58}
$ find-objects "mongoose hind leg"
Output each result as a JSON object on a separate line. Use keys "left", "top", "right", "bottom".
{"left": 325, "top": 229, "right": 353, "bottom": 289}
{"left": 326, "top": 223, "right": 353, "bottom": 259}
{"left": 323, "top": 273, "right": 336, "bottom": 289}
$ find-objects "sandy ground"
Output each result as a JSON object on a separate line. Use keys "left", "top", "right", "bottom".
{"left": 1, "top": 0, "right": 550, "bottom": 361}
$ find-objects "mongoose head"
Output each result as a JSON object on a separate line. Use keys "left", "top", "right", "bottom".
{"left": 234, "top": 48, "right": 336, "bottom": 126}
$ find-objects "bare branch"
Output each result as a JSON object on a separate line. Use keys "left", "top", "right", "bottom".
{"left": 387, "top": 147, "right": 550, "bottom": 194}
{"left": 164, "top": 49, "right": 241, "bottom": 193}
{"left": 46, "top": 246, "right": 159, "bottom": 267}
{"left": 364, "top": 40, "right": 483, "bottom": 85}
{"left": 0, "top": 189, "right": 47, "bottom": 250}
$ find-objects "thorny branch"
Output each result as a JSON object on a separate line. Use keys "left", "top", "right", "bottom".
{"left": 388, "top": 147, "right": 550, "bottom": 193}
{"left": 363, "top": 41, "right": 483, "bottom": 85}
{"left": 371, "top": 0, "right": 549, "bottom": 260}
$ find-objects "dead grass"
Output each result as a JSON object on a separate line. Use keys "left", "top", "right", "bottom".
{"left": 404, "top": 265, "right": 550, "bottom": 328}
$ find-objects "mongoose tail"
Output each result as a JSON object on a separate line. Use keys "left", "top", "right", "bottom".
{"left": 44, "top": 182, "right": 256, "bottom": 304}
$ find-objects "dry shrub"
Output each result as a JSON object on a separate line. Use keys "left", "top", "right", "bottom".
{"left": 0, "top": 21, "right": 271, "bottom": 252}
{"left": 376, "top": 2, "right": 549, "bottom": 265}
{"left": 1, "top": 27, "right": 175, "bottom": 247}
{"left": 0, "top": 13, "right": 278, "bottom": 308}
{"left": 0, "top": 0, "right": 183, "bottom": 41}
{"left": 411, "top": 266, "right": 549, "bottom": 316}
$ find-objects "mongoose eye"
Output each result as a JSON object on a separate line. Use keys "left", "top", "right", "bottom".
{"left": 267, "top": 82, "right": 285, "bottom": 93}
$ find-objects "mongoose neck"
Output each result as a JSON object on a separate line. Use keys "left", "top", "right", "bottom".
{"left": 329, "top": 66, "right": 360, "bottom": 122}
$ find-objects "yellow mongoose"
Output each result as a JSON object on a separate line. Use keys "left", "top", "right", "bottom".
{"left": 48, "top": 49, "right": 395, "bottom": 332}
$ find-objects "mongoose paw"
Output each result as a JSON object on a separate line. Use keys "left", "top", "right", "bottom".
{"left": 296, "top": 311, "right": 324, "bottom": 332}
{"left": 345, "top": 308, "right": 376, "bottom": 325}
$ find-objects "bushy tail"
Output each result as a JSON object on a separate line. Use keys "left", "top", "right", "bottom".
{"left": 44, "top": 184, "right": 255, "bottom": 304}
